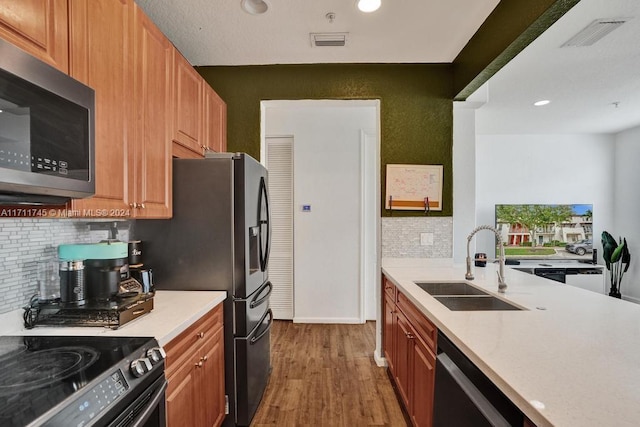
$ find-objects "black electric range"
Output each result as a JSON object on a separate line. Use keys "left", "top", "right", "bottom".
{"left": 0, "top": 335, "right": 166, "bottom": 427}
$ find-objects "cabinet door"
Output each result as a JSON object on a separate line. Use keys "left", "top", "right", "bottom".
{"left": 132, "top": 4, "right": 172, "bottom": 218}
{"left": 383, "top": 292, "right": 395, "bottom": 374}
{"left": 411, "top": 336, "right": 436, "bottom": 427}
{"left": 0, "top": 0, "right": 68, "bottom": 72}
{"left": 69, "top": 0, "right": 133, "bottom": 216}
{"left": 394, "top": 310, "right": 412, "bottom": 409}
{"left": 203, "top": 83, "right": 227, "bottom": 153}
{"left": 173, "top": 51, "right": 204, "bottom": 157}
{"left": 200, "top": 328, "right": 225, "bottom": 427}
{"left": 166, "top": 353, "right": 199, "bottom": 427}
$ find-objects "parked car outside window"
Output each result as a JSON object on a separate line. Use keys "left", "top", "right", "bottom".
{"left": 565, "top": 239, "right": 593, "bottom": 256}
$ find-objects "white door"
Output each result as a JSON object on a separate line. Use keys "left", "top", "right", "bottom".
{"left": 264, "top": 136, "right": 294, "bottom": 319}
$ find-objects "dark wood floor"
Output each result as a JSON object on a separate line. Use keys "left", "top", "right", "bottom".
{"left": 251, "top": 321, "right": 408, "bottom": 427}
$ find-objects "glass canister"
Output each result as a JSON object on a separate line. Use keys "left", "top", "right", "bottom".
{"left": 37, "top": 259, "right": 60, "bottom": 303}
{"left": 59, "top": 260, "right": 86, "bottom": 305}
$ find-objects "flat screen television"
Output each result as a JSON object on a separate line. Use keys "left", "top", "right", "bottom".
{"left": 494, "top": 204, "right": 593, "bottom": 261}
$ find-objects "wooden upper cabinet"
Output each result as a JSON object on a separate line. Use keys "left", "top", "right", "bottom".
{"left": 131, "top": 4, "right": 172, "bottom": 218}
{"left": 0, "top": 0, "right": 68, "bottom": 72}
{"left": 203, "top": 83, "right": 227, "bottom": 153}
{"left": 69, "top": 0, "right": 133, "bottom": 215}
{"left": 173, "top": 50, "right": 204, "bottom": 157}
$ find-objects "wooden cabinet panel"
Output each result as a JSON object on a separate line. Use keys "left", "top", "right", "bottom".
{"left": 0, "top": 0, "right": 68, "bottom": 72}
{"left": 398, "top": 292, "right": 437, "bottom": 353}
{"left": 203, "top": 83, "right": 227, "bottom": 153}
{"left": 131, "top": 4, "right": 172, "bottom": 218}
{"left": 383, "top": 292, "right": 395, "bottom": 374}
{"left": 173, "top": 51, "right": 203, "bottom": 156}
{"left": 394, "top": 310, "right": 412, "bottom": 409}
{"left": 411, "top": 336, "right": 436, "bottom": 427}
{"left": 69, "top": 0, "right": 133, "bottom": 215}
{"left": 165, "top": 304, "right": 225, "bottom": 427}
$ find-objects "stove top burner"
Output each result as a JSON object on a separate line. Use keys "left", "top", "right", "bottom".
{"left": 0, "top": 346, "right": 98, "bottom": 396}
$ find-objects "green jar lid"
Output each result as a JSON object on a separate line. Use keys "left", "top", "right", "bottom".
{"left": 58, "top": 242, "right": 128, "bottom": 261}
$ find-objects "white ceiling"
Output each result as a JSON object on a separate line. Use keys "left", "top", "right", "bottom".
{"left": 470, "top": 0, "right": 640, "bottom": 135}
{"left": 135, "top": 0, "right": 640, "bottom": 136}
{"left": 134, "top": 0, "right": 500, "bottom": 65}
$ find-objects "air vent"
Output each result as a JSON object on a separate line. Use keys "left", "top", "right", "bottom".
{"left": 561, "top": 18, "right": 628, "bottom": 47}
{"left": 310, "top": 32, "right": 348, "bottom": 47}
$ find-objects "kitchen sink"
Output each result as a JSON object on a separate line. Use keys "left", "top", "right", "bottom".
{"left": 414, "top": 282, "right": 489, "bottom": 296}
{"left": 414, "top": 281, "right": 524, "bottom": 311}
{"left": 433, "top": 296, "right": 524, "bottom": 311}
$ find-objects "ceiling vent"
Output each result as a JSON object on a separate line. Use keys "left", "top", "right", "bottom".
{"left": 561, "top": 18, "right": 628, "bottom": 47}
{"left": 310, "top": 32, "right": 348, "bottom": 47}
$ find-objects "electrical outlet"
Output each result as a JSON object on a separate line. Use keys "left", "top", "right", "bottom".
{"left": 420, "top": 232, "right": 434, "bottom": 246}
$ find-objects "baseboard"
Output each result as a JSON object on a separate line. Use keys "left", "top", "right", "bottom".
{"left": 373, "top": 349, "right": 387, "bottom": 367}
{"left": 293, "top": 317, "right": 362, "bottom": 324}
{"left": 622, "top": 294, "right": 640, "bottom": 304}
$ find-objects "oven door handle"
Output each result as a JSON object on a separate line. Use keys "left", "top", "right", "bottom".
{"left": 131, "top": 377, "right": 168, "bottom": 427}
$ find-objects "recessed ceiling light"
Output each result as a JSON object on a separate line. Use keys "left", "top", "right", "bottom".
{"left": 241, "top": 0, "right": 268, "bottom": 15}
{"left": 533, "top": 100, "right": 551, "bottom": 107}
{"left": 357, "top": 0, "right": 381, "bottom": 13}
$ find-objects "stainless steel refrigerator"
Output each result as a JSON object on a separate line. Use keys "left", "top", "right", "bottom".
{"left": 135, "top": 153, "right": 272, "bottom": 426}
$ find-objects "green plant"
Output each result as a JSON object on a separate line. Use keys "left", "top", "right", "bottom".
{"left": 601, "top": 231, "right": 631, "bottom": 298}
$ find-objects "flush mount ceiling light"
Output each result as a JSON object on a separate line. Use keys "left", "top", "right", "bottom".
{"left": 241, "top": 0, "right": 268, "bottom": 15}
{"left": 534, "top": 100, "right": 551, "bottom": 107}
{"left": 357, "top": 0, "right": 381, "bottom": 13}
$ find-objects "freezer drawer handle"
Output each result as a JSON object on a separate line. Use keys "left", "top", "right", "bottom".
{"left": 250, "top": 281, "right": 273, "bottom": 309}
{"left": 250, "top": 308, "right": 273, "bottom": 345}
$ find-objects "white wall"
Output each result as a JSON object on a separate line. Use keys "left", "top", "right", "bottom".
{"left": 264, "top": 100, "right": 378, "bottom": 323}
{"left": 614, "top": 126, "right": 640, "bottom": 302}
{"left": 474, "top": 134, "right": 616, "bottom": 258}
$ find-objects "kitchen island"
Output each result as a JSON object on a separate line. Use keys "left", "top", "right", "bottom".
{"left": 382, "top": 258, "right": 640, "bottom": 427}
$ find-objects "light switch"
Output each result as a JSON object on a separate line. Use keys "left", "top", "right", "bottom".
{"left": 420, "top": 232, "right": 434, "bottom": 246}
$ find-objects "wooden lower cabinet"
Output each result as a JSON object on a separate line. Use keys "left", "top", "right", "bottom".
{"left": 165, "top": 304, "right": 225, "bottom": 427}
{"left": 383, "top": 275, "right": 436, "bottom": 427}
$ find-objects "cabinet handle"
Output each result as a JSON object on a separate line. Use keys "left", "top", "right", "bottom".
{"left": 140, "top": 203, "right": 146, "bottom": 209}
{"left": 202, "top": 355, "right": 208, "bottom": 362}
{"left": 406, "top": 332, "right": 415, "bottom": 340}
{"left": 195, "top": 361, "right": 203, "bottom": 368}
{"left": 197, "top": 332, "right": 205, "bottom": 339}
{"left": 130, "top": 202, "right": 138, "bottom": 208}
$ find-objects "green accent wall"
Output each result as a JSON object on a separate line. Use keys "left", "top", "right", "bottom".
{"left": 197, "top": 64, "right": 453, "bottom": 217}
{"left": 196, "top": 0, "right": 580, "bottom": 217}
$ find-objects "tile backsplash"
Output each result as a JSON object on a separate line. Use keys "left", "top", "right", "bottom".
{"left": 0, "top": 218, "right": 130, "bottom": 314}
{"left": 381, "top": 217, "right": 453, "bottom": 258}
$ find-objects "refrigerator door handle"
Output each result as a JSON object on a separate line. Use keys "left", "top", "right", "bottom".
{"left": 250, "top": 308, "right": 273, "bottom": 345}
{"left": 250, "top": 281, "right": 273, "bottom": 309}
{"left": 258, "top": 176, "right": 271, "bottom": 272}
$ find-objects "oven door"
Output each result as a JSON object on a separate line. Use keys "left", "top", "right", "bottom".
{"left": 107, "top": 375, "right": 167, "bottom": 427}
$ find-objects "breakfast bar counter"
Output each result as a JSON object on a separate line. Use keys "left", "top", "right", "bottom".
{"left": 382, "top": 257, "right": 640, "bottom": 427}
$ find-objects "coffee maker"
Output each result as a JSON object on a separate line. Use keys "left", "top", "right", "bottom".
{"left": 58, "top": 242, "right": 129, "bottom": 302}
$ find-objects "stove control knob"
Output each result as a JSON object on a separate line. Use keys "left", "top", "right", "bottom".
{"left": 146, "top": 347, "right": 166, "bottom": 365}
{"left": 130, "top": 357, "right": 152, "bottom": 377}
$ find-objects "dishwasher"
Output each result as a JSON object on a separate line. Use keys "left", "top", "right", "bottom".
{"left": 433, "top": 331, "right": 523, "bottom": 426}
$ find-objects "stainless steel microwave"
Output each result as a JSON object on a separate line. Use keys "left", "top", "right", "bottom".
{"left": 0, "top": 38, "right": 95, "bottom": 205}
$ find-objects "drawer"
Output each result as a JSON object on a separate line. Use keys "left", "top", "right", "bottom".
{"left": 164, "top": 304, "right": 223, "bottom": 377}
{"left": 397, "top": 291, "right": 437, "bottom": 352}
{"left": 383, "top": 275, "right": 397, "bottom": 301}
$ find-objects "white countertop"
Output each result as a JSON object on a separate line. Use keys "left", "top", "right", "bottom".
{"left": 382, "top": 258, "right": 640, "bottom": 427}
{"left": 0, "top": 290, "right": 226, "bottom": 346}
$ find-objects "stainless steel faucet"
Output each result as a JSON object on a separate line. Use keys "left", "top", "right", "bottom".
{"left": 465, "top": 225, "right": 507, "bottom": 293}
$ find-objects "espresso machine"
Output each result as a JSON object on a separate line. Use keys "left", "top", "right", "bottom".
{"left": 23, "top": 242, "right": 155, "bottom": 329}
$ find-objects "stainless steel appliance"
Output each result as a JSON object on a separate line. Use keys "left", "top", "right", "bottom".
{"left": 0, "top": 38, "right": 95, "bottom": 204}
{"left": 0, "top": 335, "right": 166, "bottom": 427}
{"left": 135, "top": 153, "right": 272, "bottom": 426}
{"left": 433, "top": 331, "right": 523, "bottom": 426}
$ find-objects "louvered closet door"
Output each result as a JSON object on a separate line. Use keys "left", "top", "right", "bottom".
{"left": 265, "top": 137, "right": 294, "bottom": 319}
